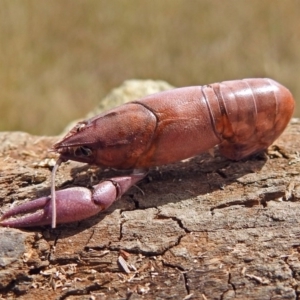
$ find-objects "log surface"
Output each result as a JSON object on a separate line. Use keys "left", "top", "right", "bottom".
{"left": 0, "top": 119, "right": 300, "bottom": 300}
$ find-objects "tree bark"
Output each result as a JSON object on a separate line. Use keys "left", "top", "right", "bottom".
{"left": 0, "top": 114, "right": 300, "bottom": 298}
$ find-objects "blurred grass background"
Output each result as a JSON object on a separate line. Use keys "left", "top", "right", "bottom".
{"left": 0, "top": 0, "right": 299, "bottom": 135}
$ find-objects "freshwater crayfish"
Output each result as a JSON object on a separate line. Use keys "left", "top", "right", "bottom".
{"left": 0, "top": 78, "right": 295, "bottom": 228}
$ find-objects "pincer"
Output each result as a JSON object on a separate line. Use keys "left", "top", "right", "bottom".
{"left": 0, "top": 174, "right": 146, "bottom": 227}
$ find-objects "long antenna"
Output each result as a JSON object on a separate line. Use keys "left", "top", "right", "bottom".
{"left": 51, "top": 157, "right": 63, "bottom": 228}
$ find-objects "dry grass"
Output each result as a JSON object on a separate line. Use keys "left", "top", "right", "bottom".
{"left": 0, "top": 0, "right": 299, "bottom": 135}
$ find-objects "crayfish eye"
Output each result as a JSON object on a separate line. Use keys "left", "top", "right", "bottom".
{"left": 74, "top": 146, "right": 92, "bottom": 157}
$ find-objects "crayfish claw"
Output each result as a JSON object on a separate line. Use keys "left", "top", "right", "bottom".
{"left": 0, "top": 172, "right": 146, "bottom": 228}
{"left": 0, "top": 187, "right": 96, "bottom": 228}
{"left": 0, "top": 197, "right": 51, "bottom": 227}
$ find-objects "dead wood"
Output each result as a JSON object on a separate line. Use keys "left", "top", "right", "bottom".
{"left": 0, "top": 120, "right": 300, "bottom": 300}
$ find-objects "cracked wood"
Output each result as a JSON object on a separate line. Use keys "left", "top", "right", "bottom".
{"left": 0, "top": 119, "right": 300, "bottom": 300}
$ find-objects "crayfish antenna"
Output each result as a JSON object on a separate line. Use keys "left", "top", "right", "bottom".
{"left": 51, "top": 157, "right": 63, "bottom": 228}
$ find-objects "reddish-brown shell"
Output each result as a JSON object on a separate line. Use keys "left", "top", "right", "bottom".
{"left": 54, "top": 78, "right": 295, "bottom": 169}
{"left": 203, "top": 78, "right": 295, "bottom": 160}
